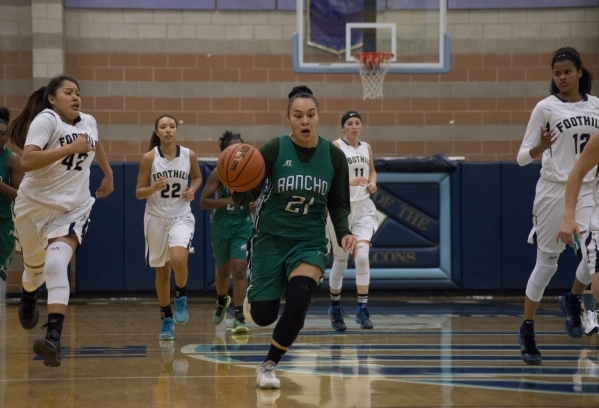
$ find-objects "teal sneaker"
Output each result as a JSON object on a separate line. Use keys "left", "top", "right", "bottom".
{"left": 174, "top": 296, "right": 189, "bottom": 324}
{"left": 159, "top": 317, "right": 175, "bottom": 340}
{"left": 231, "top": 315, "right": 249, "bottom": 334}
{"left": 213, "top": 295, "right": 231, "bottom": 325}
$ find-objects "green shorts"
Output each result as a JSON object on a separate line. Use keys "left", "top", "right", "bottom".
{"left": 247, "top": 230, "right": 328, "bottom": 302}
{"left": 211, "top": 214, "right": 253, "bottom": 268}
{"left": 0, "top": 219, "right": 15, "bottom": 280}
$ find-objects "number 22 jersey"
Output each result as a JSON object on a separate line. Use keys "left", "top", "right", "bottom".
{"left": 146, "top": 145, "right": 191, "bottom": 218}
{"left": 520, "top": 94, "right": 599, "bottom": 183}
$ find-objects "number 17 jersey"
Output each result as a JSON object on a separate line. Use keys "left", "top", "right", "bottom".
{"left": 522, "top": 94, "right": 599, "bottom": 183}
{"left": 146, "top": 145, "right": 191, "bottom": 218}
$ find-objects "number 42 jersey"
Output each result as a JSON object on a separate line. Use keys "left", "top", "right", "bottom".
{"left": 521, "top": 94, "right": 599, "bottom": 183}
{"left": 146, "top": 145, "right": 191, "bottom": 218}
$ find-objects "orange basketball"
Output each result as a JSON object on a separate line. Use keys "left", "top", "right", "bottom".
{"left": 217, "top": 143, "right": 265, "bottom": 192}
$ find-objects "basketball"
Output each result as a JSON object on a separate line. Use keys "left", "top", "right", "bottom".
{"left": 217, "top": 143, "right": 265, "bottom": 192}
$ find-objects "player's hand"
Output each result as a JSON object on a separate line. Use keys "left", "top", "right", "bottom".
{"left": 341, "top": 234, "right": 358, "bottom": 258}
{"left": 182, "top": 186, "right": 195, "bottom": 202}
{"left": 557, "top": 218, "right": 581, "bottom": 246}
{"left": 95, "top": 176, "right": 114, "bottom": 199}
{"left": 249, "top": 201, "right": 257, "bottom": 213}
{"left": 71, "top": 133, "right": 95, "bottom": 154}
{"left": 367, "top": 181, "right": 377, "bottom": 194}
{"left": 350, "top": 176, "right": 368, "bottom": 187}
{"left": 153, "top": 176, "right": 168, "bottom": 192}
{"left": 538, "top": 126, "right": 557, "bottom": 150}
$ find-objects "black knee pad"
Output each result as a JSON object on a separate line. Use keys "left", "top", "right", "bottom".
{"left": 272, "top": 276, "right": 317, "bottom": 348}
{"left": 250, "top": 299, "right": 280, "bottom": 327}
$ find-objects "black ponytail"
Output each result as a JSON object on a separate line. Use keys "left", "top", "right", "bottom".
{"left": 287, "top": 85, "right": 319, "bottom": 113}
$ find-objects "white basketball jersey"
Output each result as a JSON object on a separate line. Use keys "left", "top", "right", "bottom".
{"left": 146, "top": 145, "right": 191, "bottom": 218}
{"left": 337, "top": 138, "right": 371, "bottom": 202}
{"left": 521, "top": 94, "right": 599, "bottom": 183}
{"left": 18, "top": 109, "right": 97, "bottom": 212}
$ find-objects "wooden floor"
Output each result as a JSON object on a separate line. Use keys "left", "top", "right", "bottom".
{"left": 1, "top": 295, "right": 598, "bottom": 408}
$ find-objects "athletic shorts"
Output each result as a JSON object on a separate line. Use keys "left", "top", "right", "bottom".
{"left": 0, "top": 219, "right": 14, "bottom": 280}
{"left": 144, "top": 211, "right": 194, "bottom": 267}
{"left": 14, "top": 194, "right": 94, "bottom": 266}
{"left": 527, "top": 178, "right": 592, "bottom": 254}
{"left": 327, "top": 197, "right": 378, "bottom": 257}
{"left": 211, "top": 214, "right": 253, "bottom": 268}
{"left": 247, "top": 230, "right": 328, "bottom": 302}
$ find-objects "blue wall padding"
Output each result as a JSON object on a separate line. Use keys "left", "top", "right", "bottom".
{"left": 372, "top": 218, "right": 436, "bottom": 247}
{"left": 75, "top": 163, "right": 125, "bottom": 291}
{"left": 460, "top": 163, "right": 502, "bottom": 289}
{"left": 450, "top": 166, "right": 462, "bottom": 287}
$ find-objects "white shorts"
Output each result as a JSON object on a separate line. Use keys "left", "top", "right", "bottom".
{"left": 527, "top": 178, "right": 592, "bottom": 254}
{"left": 144, "top": 211, "right": 195, "bottom": 267}
{"left": 327, "top": 198, "right": 378, "bottom": 257}
{"left": 14, "top": 194, "right": 94, "bottom": 266}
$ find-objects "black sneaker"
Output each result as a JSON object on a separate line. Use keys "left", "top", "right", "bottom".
{"left": 559, "top": 293, "right": 584, "bottom": 338}
{"left": 328, "top": 305, "right": 347, "bottom": 332}
{"left": 33, "top": 324, "right": 62, "bottom": 367}
{"left": 355, "top": 305, "right": 374, "bottom": 329}
{"left": 518, "top": 327, "right": 542, "bottom": 365}
{"left": 18, "top": 290, "right": 39, "bottom": 330}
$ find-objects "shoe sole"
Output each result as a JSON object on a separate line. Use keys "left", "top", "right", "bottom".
{"left": 174, "top": 314, "right": 189, "bottom": 325}
{"left": 257, "top": 380, "right": 281, "bottom": 389}
{"left": 18, "top": 308, "right": 39, "bottom": 330}
{"left": 159, "top": 334, "right": 174, "bottom": 340}
{"left": 585, "top": 326, "right": 599, "bottom": 336}
{"left": 213, "top": 297, "right": 232, "bottom": 325}
{"left": 33, "top": 338, "right": 61, "bottom": 367}
{"left": 558, "top": 297, "right": 583, "bottom": 338}
{"left": 231, "top": 326, "right": 249, "bottom": 334}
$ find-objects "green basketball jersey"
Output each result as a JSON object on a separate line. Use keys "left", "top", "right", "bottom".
{"left": 256, "top": 134, "right": 334, "bottom": 240}
{"left": 211, "top": 183, "right": 250, "bottom": 220}
{"left": 0, "top": 148, "right": 12, "bottom": 221}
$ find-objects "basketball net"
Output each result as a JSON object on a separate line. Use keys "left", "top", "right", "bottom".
{"left": 354, "top": 52, "right": 393, "bottom": 100}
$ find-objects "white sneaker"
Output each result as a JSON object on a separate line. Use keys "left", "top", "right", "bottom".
{"left": 243, "top": 296, "right": 254, "bottom": 323}
{"left": 256, "top": 360, "right": 281, "bottom": 389}
{"left": 582, "top": 310, "right": 599, "bottom": 336}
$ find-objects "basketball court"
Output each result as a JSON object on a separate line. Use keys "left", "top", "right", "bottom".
{"left": 2, "top": 296, "right": 598, "bottom": 407}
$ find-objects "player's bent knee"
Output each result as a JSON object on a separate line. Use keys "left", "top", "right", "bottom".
{"left": 250, "top": 299, "right": 280, "bottom": 326}
{"left": 526, "top": 261, "right": 558, "bottom": 302}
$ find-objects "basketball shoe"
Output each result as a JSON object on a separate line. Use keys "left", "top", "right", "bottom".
{"left": 231, "top": 313, "right": 249, "bottom": 334}
{"left": 328, "top": 305, "right": 347, "bottom": 332}
{"left": 355, "top": 305, "right": 373, "bottom": 329}
{"left": 559, "top": 293, "right": 584, "bottom": 338}
{"left": 518, "top": 324, "right": 542, "bottom": 365}
{"left": 159, "top": 317, "right": 175, "bottom": 340}
{"left": 18, "top": 289, "right": 39, "bottom": 330}
{"left": 256, "top": 360, "right": 280, "bottom": 389}
{"left": 174, "top": 296, "right": 189, "bottom": 324}
{"left": 582, "top": 310, "right": 599, "bottom": 336}
{"left": 33, "top": 322, "right": 62, "bottom": 367}
{"left": 213, "top": 295, "right": 231, "bottom": 325}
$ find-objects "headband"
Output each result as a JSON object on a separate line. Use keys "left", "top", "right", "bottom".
{"left": 341, "top": 110, "right": 362, "bottom": 127}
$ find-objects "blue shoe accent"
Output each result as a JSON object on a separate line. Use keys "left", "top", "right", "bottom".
{"left": 174, "top": 296, "right": 189, "bottom": 324}
{"left": 518, "top": 328, "right": 542, "bottom": 365}
{"left": 559, "top": 293, "right": 584, "bottom": 338}
{"left": 355, "top": 305, "right": 373, "bottom": 329}
{"left": 159, "top": 317, "right": 175, "bottom": 340}
{"left": 328, "top": 305, "right": 347, "bottom": 332}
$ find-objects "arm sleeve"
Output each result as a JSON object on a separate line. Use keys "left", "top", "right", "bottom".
{"left": 231, "top": 137, "right": 279, "bottom": 205}
{"left": 328, "top": 143, "right": 351, "bottom": 245}
{"left": 25, "top": 112, "right": 56, "bottom": 149}
{"left": 518, "top": 101, "right": 548, "bottom": 166}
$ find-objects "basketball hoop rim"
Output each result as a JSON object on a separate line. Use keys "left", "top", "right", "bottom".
{"left": 354, "top": 52, "right": 394, "bottom": 63}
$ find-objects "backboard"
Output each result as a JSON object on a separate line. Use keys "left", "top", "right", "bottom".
{"left": 293, "top": 0, "right": 450, "bottom": 74}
